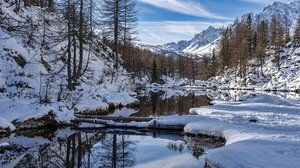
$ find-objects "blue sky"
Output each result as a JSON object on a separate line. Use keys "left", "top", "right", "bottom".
{"left": 136, "top": 0, "right": 290, "bottom": 45}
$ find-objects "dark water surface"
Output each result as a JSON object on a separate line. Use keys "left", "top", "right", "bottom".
{"left": 110, "top": 89, "right": 212, "bottom": 118}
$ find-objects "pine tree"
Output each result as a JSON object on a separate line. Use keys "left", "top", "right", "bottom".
{"left": 66, "top": 0, "right": 72, "bottom": 90}
{"left": 210, "top": 49, "right": 217, "bottom": 77}
{"left": 151, "top": 59, "right": 158, "bottom": 83}
{"left": 101, "top": 0, "right": 138, "bottom": 81}
{"left": 256, "top": 20, "right": 268, "bottom": 76}
{"left": 219, "top": 28, "right": 231, "bottom": 72}
{"left": 101, "top": 0, "right": 121, "bottom": 76}
{"left": 120, "top": 0, "right": 138, "bottom": 58}
{"left": 284, "top": 11, "right": 291, "bottom": 44}
{"left": 246, "top": 15, "right": 253, "bottom": 58}
{"left": 294, "top": 16, "right": 300, "bottom": 43}
{"left": 271, "top": 16, "right": 284, "bottom": 70}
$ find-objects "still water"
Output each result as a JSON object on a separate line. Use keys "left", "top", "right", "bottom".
{"left": 1, "top": 129, "right": 224, "bottom": 168}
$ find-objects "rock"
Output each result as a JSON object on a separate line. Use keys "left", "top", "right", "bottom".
{"left": 14, "top": 111, "right": 60, "bottom": 130}
{"left": 249, "top": 118, "right": 259, "bottom": 123}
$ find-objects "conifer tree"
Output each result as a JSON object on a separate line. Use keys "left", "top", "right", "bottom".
{"left": 219, "top": 28, "right": 231, "bottom": 72}
{"left": 271, "top": 16, "right": 284, "bottom": 70}
{"left": 151, "top": 59, "right": 158, "bottom": 83}
{"left": 256, "top": 20, "right": 268, "bottom": 76}
{"left": 293, "top": 16, "right": 300, "bottom": 43}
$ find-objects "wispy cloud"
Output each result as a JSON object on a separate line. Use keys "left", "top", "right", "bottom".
{"left": 138, "top": 0, "right": 229, "bottom": 20}
{"left": 138, "top": 21, "right": 230, "bottom": 45}
{"left": 240, "top": 0, "right": 291, "bottom": 5}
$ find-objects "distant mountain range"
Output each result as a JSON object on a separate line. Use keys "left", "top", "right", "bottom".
{"left": 141, "top": 0, "right": 300, "bottom": 58}
{"left": 159, "top": 26, "right": 223, "bottom": 56}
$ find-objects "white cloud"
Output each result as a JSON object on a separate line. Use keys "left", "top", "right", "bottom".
{"left": 138, "top": 0, "right": 229, "bottom": 20}
{"left": 137, "top": 21, "right": 230, "bottom": 45}
{"left": 240, "top": 0, "right": 292, "bottom": 5}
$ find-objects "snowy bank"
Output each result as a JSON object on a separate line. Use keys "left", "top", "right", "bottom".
{"left": 152, "top": 94, "right": 300, "bottom": 167}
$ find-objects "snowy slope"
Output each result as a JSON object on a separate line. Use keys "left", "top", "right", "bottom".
{"left": 240, "top": 1, "right": 300, "bottom": 33}
{"left": 186, "top": 94, "right": 300, "bottom": 167}
{"left": 140, "top": 26, "right": 222, "bottom": 58}
{"left": 0, "top": 1, "right": 138, "bottom": 130}
{"left": 182, "top": 26, "right": 222, "bottom": 55}
{"left": 207, "top": 43, "right": 300, "bottom": 91}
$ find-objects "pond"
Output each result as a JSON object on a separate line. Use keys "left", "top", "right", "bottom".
{"left": 110, "top": 88, "right": 297, "bottom": 118}
{"left": 110, "top": 89, "right": 212, "bottom": 118}
{"left": 2, "top": 88, "right": 295, "bottom": 167}
{"left": 0, "top": 129, "right": 225, "bottom": 168}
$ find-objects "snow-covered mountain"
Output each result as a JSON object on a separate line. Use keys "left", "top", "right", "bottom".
{"left": 240, "top": 1, "right": 300, "bottom": 32}
{"left": 205, "top": 0, "right": 300, "bottom": 91}
{"left": 143, "top": 1, "right": 300, "bottom": 58}
{"left": 156, "top": 26, "right": 223, "bottom": 57}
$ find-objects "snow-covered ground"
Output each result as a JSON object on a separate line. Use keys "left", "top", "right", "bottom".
{"left": 206, "top": 43, "right": 300, "bottom": 91}
{"left": 150, "top": 94, "right": 300, "bottom": 167}
{"left": 0, "top": 1, "right": 138, "bottom": 131}
{"left": 83, "top": 92, "right": 300, "bottom": 167}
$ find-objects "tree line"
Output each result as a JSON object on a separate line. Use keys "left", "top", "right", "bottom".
{"left": 216, "top": 14, "right": 300, "bottom": 82}
{"left": 9, "top": 0, "right": 300, "bottom": 88}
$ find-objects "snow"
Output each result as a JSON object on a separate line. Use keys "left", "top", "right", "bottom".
{"left": 0, "top": 142, "right": 10, "bottom": 147}
{"left": 149, "top": 94, "right": 300, "bottom": 167}
{"left": 110, "top": 108, "right": 138, "bottom": 117}
{"left": 206, "top": 43, "right": 300, "bottom": 91}
{"left": 75, "top": 98, "right": 109, "bottom": 113}
{"left": 0, "top": 0, "right": 137, "bottom": 130}
{"left": 0, "top": 116, "right": 15, "bottom": 131}
{"left": 142, "top": 75, "right": 206, "bottom": 89}
{"left": 205, "top": 140, "right": 300, "bottom": 168}
{"left": 102, "top": 91, "right": 139, "bottom": 106}
{"left": 183, "top": 37, "right": 221, "bottom": 56}
{"left": 139, "top": 26, "right": 222, "bottom": 58}
{"left": 81, "top": 93, "right": 300, "bottom": 167}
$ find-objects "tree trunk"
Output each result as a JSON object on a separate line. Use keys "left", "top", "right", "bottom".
{"left": 76, "top": 0, "right": 84, "bottom": 82}
{"left": 114, "top": 0, "right": 119, "bottom": 73}
{"left": 67, "top": 0, "right": 73, "bottom": 90}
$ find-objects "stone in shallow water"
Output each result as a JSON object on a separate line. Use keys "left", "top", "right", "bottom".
{"left": 249, "top": 118, "right": 259, "bottom": 123}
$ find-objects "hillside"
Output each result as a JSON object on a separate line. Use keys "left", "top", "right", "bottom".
{"left": 205, "top": 1, "right": 300, "bottom": 91}
{"left": 0, "top": 1, "right": 138, "bottom": 131}
{"left": 207, "top": 42, "right": 300, "bottom": 91}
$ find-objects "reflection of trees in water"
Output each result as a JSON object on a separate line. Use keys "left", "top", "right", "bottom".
{"left": 167, "top": 142, "right": 185, "bottom": 154}
{"left": 166, "top": 135, "right": 225, "bottom": 160}
{"left": 135, "top": 91, "right": 211, "bottom": 117}
{"left": 151, "top": 92, "right": 159, "bottom": 116}
{"left": 166, "top": 141, "right": 204, "bottom": 160}
{"left": 90, "top": 133, "right": 137, "bottom": 168}
{"left": 14, "top": 132, "right": 137, "bottom": 168}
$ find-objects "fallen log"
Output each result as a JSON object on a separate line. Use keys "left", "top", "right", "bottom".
{"left": 74, "top": 114, "right": 153, "bottom": 122}
{"left": 71, "top": 118, "right": 184, "bottom": 130}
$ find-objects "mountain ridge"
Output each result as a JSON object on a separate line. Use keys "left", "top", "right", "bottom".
{"left": 142, "top": 0, "right": 300, "bottom": 57}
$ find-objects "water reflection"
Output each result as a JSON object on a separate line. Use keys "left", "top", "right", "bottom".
{"left": 3, "top": 129, "right": 225, "bottom": 168}
{"left": 129, "top": 89, "right": 300, "bottom": 117}
{"left": 88, "top": 133, "right": 136, "bottom": 168}
{"left": 133, "top": 91, "right": 211, "bottom": 117}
